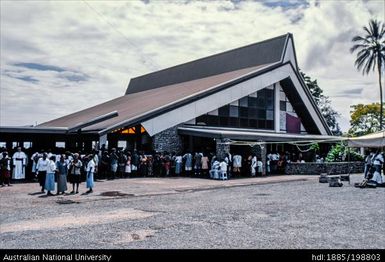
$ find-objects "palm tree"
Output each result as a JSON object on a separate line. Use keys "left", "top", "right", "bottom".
{"left": 350, "top": 19, "right": 385, "bottom": 130}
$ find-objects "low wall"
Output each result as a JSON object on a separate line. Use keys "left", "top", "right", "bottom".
{"left": 285, "top": 162, "right": 364, "bottom": 175}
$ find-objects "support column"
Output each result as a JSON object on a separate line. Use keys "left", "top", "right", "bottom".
{"left": 188, "top": 136, "right": 193, "bottom": 152}
{"left": 261, "top": 143, "right": 267, "bottom": 175}
{"left": 274, "top": 83, "right": 280, "bottom": 132}
{"left": 216, "top": 138, "right": 231, "bottom": 160}
{"left": 99, "top": 134, "right": 107, "bottom": 150}
{"left": 251, "top": 142, "right": 267, "bottom": 175}
{"left": 108, "top": 134, "right": 118, "bottom": 150}
{"left": 6, "top": 141, "right": 12, "bottom": 151}
{"left": 135, "top": 125, "right": 142, "bottom": 151}
{"left": 84, "top": 139, "right": 92, "bottom": 152}
{"left": 152, "top": 126, "right": 183, "bottom": 153}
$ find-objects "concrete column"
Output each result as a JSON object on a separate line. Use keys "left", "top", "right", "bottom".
{"left": 188, "top": 136, "right": 193, "bottom": 152}
{"left": 84, "top": 139, "right": 92, "bottom": 152}
{"left": 274, "top": 83, "right": 280, "bottom": 132}
{"left": 99, "top": 134, "right": 107, "bottom": 150}
{"left": 251, "top": 142, "right": 266, "bottom": 175}
{"left": 108, "top": 134, "right": 118, "bottom": 150}
{"left": 135, "top": 125, "right": 142, "bottom": 151}
{"left": 261, "top": 143, "right": 267, "bottom": 175}
{"left": 6, "top": 141, "right": 12, "bottom": 151}
{"left": 216, "top": 138, "right": 231, "bottom": 160}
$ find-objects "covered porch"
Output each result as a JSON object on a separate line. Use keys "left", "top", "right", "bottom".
{"left": 178, "top": 125, "right": 341, "bottom": 175}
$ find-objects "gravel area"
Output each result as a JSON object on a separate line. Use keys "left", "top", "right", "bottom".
{"left": 0, "top": 174, "right": 384, "bottom": 249}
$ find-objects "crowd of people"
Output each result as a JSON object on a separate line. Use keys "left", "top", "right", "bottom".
{"left": 0, "top": 145, "right": 334, "bottom": 195}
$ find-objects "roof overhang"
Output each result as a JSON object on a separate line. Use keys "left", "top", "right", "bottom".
{"left": 178, "top": 126, "right": 340, "bottom": 143}
{"left": 347, "top": 131, "right": 385, "bottom": 148}
{"left": 0, "top": 126, "right": 68, "bottom": 134}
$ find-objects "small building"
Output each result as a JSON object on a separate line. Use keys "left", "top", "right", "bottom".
{"left": 1, "top": 33, "right": 335, "bottom": 171}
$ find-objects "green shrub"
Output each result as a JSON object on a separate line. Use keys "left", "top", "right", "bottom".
{"left": 326, "top": 142, "right": 364, "bottom": 162}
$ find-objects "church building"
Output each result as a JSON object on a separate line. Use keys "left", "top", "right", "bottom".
{"left": 0, "top": 33, "right": 335, "bottom": 165}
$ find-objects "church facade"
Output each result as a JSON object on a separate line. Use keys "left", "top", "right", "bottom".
{"left": 0, "top": 33, "right": 335, "bottom": 164}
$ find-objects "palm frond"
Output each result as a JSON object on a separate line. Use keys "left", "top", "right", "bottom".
{"left": 352, "top": 19, "right": 385, "bottom": 76}
{"left": 354, "top": 50, "right": 370, "bottom": 72}
{"left": 379, "top": 23, "right": 385, "bottom": 39}
{"left": 370, "top": 19, "right": 380, "bottom": 39}
{"left": 364, "top": 53, "right": 376, "bottom": 74}
{"left": 350, "top": 43, "right": 370, "bottom": 53}
{"left": 351, "top": 35, "right": 370, "bottom": 44}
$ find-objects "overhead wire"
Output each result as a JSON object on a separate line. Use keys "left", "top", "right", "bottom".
{"left": 81, "top": 0, "right": 158, "bottom": 71}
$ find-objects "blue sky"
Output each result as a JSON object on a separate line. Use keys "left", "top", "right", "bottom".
{"left": 1, "top": 0, "right": 384, "bottom": 132}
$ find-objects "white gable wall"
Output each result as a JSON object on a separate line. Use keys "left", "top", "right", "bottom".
{"left": 141, "top": 63, "right": 328, "bottom": 136}
{"left": 283, "top": 37, "right": 298, "bottom": 71}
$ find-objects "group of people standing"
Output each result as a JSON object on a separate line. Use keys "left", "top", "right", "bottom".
{"left": 0, "top": 147, "right": 28, "bottom": 186}
{"left": 0, "top": 145, "right": 309, "bottom": 193}
{"left": 33, "top": 152, "right": 96, "bottom": 196}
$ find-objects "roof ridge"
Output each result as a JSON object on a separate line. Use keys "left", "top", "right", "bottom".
{"left": 126, "top": 33, "right": 289, "bottom": 94}
{"left": 130, "top": 33, "right": 289, "bottom": 81}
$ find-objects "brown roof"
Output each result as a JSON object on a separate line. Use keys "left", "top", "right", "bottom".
{"left": 126, "top": 34, "right": 288, "bottom": 94}
{"left": 39, "top": 64, "right": 270, "bottom": 132}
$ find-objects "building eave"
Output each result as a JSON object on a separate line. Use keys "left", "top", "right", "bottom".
{"left": 0, "top": 126, "right": 69, "bottom": 134}
{"left": 177, "top": 126, "right": 340, "bottom": 143}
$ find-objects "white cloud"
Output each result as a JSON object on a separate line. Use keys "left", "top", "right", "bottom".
{"left": 1, "top": 0, "right": 384, "bottom": 133}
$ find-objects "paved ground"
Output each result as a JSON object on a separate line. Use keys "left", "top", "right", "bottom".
{"left": 0, "top": 174, "right": 384, "bottom": 249}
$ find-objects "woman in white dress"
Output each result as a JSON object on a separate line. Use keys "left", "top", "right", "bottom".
{"left": 45, "top": 156, "right": 56, "bottom": 196}
{"left": 86, "top": 155, "right": 95, "bottom": 193}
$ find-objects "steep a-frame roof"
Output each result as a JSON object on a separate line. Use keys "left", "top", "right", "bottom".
{"left": 37, "top": 33, "right": 332, "bottom": 136}
{"left": 39, "top": 64, "right": 270, "bottom": 131}
{"left": 125, "top": 34, "right": 288, "bottom": 94}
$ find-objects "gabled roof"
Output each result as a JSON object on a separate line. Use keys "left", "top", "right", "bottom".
{"left": 39, "top": 64, "right": 270, "bottom": 131}
{"left": 125, "top": 34, "right": 288, "bottom": 94}
{"left": 36, "top": 33, "right": 332, "bottom": 136}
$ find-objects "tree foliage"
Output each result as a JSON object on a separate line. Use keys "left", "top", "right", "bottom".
{"left": 348, "top": 103, "right": 384, "bottom": 136}
{"left": 300, "top": 71, "right": 342, "bottom": 135}
{"left": 325, "top": 142, "right": 363, "bottom": 162}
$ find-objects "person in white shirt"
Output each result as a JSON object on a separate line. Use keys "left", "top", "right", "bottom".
{"left": 86, "top": 154, "right": 96, "bottom": 193}
{"left": 45, "top": 156, "right": 56, "bottom": 196}
{"left": 219, "top": 159, "right": 228, "bottom": 180}
{"left": 210, "top": 160, "right": 220, "bottom": 179}
{"left": 69, "top": 153, "right": 82, "bottom": 194}
{"left": 257, "top": 158, "right": 263, "bottom": 176}
{"left": 93, "top": 151, "right": 99, "bottom": 180}
{"left": 12, "top": 147, "right": 27, "bottom": 180}
{"left": 174, "top": 154, "right": 183, "bottom": 176}
{"left": 371, "top": 151, "right": 384, "bottom": 184}
{"left": 31, "top": 152, "right": 40, "bottom": 174}
{"left": 251, "top": 155, "right": 257, "bottom": 176}
{"left": 36, "top": 153, "right": 50, "bottom": 192}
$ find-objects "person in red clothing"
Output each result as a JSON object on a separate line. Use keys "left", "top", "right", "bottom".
{"left": 0, "top": 151, "right": 11, "bottom": 186}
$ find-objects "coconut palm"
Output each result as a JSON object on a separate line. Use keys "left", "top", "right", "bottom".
{"left": 350, "top": 19, "right": 385, "bottom": 130}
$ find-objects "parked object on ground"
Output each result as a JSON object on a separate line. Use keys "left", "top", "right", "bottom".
{"left": 328, "top": 175, "right": 343, "bottom": 187}
{"left": 319, "top": 173, "right": 328, "bottom": 183}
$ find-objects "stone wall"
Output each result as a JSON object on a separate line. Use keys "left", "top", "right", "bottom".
{"left": 216, "top": 138, "right": 231, "bottom": 160}
{"left": 285, "top": 162, "right": 364, "bottom": 175}
{"left": 152, "top": 126, "right": 183, "bottom": 153}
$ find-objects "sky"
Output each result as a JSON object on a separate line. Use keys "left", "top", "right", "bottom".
{"left": 1, "top": 0, "right": 384, "bottom": 133}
